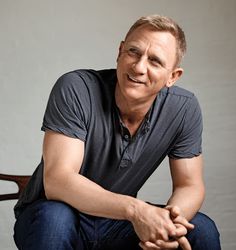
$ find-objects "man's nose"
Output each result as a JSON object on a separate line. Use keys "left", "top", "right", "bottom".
{"left": 132, "top": 56, "right": 148, "bottom": 74}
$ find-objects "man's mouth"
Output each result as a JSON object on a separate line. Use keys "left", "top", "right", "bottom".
{"left": 127, "top": 74, "right": 145, "bottom": 84}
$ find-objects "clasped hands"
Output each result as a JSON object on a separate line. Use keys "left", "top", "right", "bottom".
{"left": 132, "top": 203, "right": 194, "bottom": 250}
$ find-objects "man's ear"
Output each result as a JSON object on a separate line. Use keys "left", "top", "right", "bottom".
{"left": 166, "top": 68, "right": 184, "bottom": 87}
{"left": 116, "top": 41, "right": 124, "bottom": 62}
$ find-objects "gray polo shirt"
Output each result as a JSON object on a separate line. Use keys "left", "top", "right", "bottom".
{"left": 14, "top": 69, "right": 202, "bottom": 218}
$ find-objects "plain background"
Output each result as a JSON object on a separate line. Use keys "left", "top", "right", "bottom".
{"left": 0, "top": 0, "right": 235, "bottom": 249}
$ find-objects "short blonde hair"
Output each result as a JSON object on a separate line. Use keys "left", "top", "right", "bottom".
{"left": 125, "top": 15, "right": 186, "bottom": 68}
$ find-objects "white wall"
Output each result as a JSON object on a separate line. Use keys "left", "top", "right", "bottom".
{"left": 1, "top": 0, "right": 235, "bottom": 249}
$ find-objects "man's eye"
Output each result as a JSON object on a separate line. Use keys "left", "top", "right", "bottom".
{"left": 127, "top": 48, "right": 140, "bottom": 57}
{"left": 149, "top": 58, "right": 161, "bottom": 67}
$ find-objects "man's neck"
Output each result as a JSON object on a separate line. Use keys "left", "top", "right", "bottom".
{"left": 115, "top": 87, "right": 154, "bottom": 136}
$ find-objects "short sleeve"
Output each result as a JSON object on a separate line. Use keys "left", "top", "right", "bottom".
{"left": 168, "top": 95, "right": 203, "bottom": 159}
{"left": 41, "top": 72, "right": 89, "bottom": 141}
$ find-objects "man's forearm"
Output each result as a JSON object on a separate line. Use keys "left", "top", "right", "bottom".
{"left": 44, "top": 171, "right": 141, "bottom": 221}
{"left": 167, "top": 184, "right": 205, "bottom": 221}
{"left": 44, "top": 170, "right": 181, "bottom": 245}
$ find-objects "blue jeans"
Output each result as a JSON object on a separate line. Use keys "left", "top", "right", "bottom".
{"left": 14, "top": 199, "right": 221, "bottom": 250}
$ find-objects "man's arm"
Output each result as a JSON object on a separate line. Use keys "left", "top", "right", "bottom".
{"left": 43, "top": 130, "right": 134, "bottom": 220}
{"left": 167, "top": 155, "right": 205, "bottom": 221}
{"left": 140, "top": 156, "right": 205, "bottom": 250}
{"left": 43, "top": 130, "right": 178, "bottom": 244}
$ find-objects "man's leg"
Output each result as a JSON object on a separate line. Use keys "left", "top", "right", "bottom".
{"left": 14, "top": 199, "right": 81, "bottom": 250}
{"left": 147, "top": 203, "right": 221, "bottom": 250}
{"left": 88, "top": 211, "right": 221, "bottom": 250}
{"left": 186, "top": 212, "right": 221, "bottom": 250}
{"left": 78, "top": 214, "right": 141, "bottom": 250}
{"left": 14, "top": 199, "right": 141, "bottom": 250}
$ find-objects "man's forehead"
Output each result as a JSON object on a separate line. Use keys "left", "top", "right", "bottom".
{"left": 126, "top": 25, "right": 175, "bottom": 43}
{"left": 124, "top": 30, "right": 176, "bottom": 51}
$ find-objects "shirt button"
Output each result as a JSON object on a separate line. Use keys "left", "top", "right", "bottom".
{"left": 124, "top": 134, "right": 129, "bottom": 140}
{"left": 120, "top": 159, "right": 131, "bottom": 168}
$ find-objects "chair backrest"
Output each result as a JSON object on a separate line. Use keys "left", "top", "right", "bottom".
{"left": 0, "top": 174, "right": 31, "bottom": 201}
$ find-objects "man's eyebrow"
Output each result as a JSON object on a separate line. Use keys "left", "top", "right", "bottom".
{"left": 124, "top": 43, "right": 140, "bottom": 49}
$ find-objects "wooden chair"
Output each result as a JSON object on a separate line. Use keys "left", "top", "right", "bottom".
{"left": 0, "top": 174, "right": 31, "bottom": 201}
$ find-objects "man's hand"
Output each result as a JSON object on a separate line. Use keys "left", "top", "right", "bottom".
{"left": 161, "top": 205, "right": 194, "bottom": 250}
{"left": 130, "top": 202, "right": 178, "bottom": 244}
{"left": 136, "top": 204, "right": 194, "bottom": 250}
{"left": 139, "top": 227, "right": 191, "bottom": 250}
{"left": 139, "top": 239, "right": 179, "bottom": 249}
{"left": 139, "top": 224, "right": 191, "bottom": 250}
{"left": 165, "top": 205, "right": 194, "bottom": 231}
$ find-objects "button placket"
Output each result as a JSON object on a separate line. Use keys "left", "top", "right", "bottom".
{"left": 119, "top": 133, "right": 132, "bottom": 169}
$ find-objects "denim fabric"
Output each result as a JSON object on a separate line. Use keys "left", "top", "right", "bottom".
{"left": 186, "top": 212, "right": 221, "bottom": 250}
{"left": 14, "top": 200, "right": 221, "bottom": 250}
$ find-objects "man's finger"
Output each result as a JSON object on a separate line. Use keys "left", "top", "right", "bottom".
{"left": 165, "top": 205, "right": 194, "bottom": 230}
{"left": 155, "top": 239, "right": 179, "bottom": 249}
{"left": 174, "top": 223, "right": 187, "bottom": 237}
{"left": 177, "top": 236, "right": 192, "bottom": 250}
{"left": 165, "top": 205, "right": 180, "bottom": 217}
{"left": 139, "top": 241, "right": 161, "bottom": 249}
{"left": 173, "top": 216, "right": 194, "bottom": 230}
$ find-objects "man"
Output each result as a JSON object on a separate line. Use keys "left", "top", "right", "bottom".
{"left": 14, "top": 15, "right": 221, "bottom": 249}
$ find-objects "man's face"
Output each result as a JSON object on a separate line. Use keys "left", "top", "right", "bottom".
{"left": 116, "top": 25, "right": 182, "bottom": 103}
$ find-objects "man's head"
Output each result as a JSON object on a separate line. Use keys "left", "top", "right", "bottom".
{"left": 116, "top": 14, "right": 186, "bottom": 105}
{"left": 125, "top": 15, "right": 186, "bottom": 68}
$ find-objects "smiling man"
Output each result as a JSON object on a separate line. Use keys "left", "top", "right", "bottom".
{"left": 14, "top": 15, "right": 221, "bottom": 250}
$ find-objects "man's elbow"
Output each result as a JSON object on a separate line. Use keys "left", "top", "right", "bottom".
{"left": 43, "top": 170, "right": 62, "bottom": 200}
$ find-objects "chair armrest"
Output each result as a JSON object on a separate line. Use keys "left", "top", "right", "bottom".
{"left": 0, "top": 174, "right": 31, "bottom": 201}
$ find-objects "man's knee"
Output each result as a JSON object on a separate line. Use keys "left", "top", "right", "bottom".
{"left": 14, "top": 200, "right": 80, "bottom": 249}
{"left": 36, "top": 200, "right": 79, "bottom": 229}
{"left": 191, "top": 212, "right": 219, "bottom": 237}
{"left": 187, "top": 212, "right": 221, "bottom": 249}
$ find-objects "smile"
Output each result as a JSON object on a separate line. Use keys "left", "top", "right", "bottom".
{"left": 127, "top": 74, "right": 145, "bottom": 84}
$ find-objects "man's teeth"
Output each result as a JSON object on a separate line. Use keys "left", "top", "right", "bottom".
{"left": 128, "top": 75, "right": 141, "bottom": 83}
